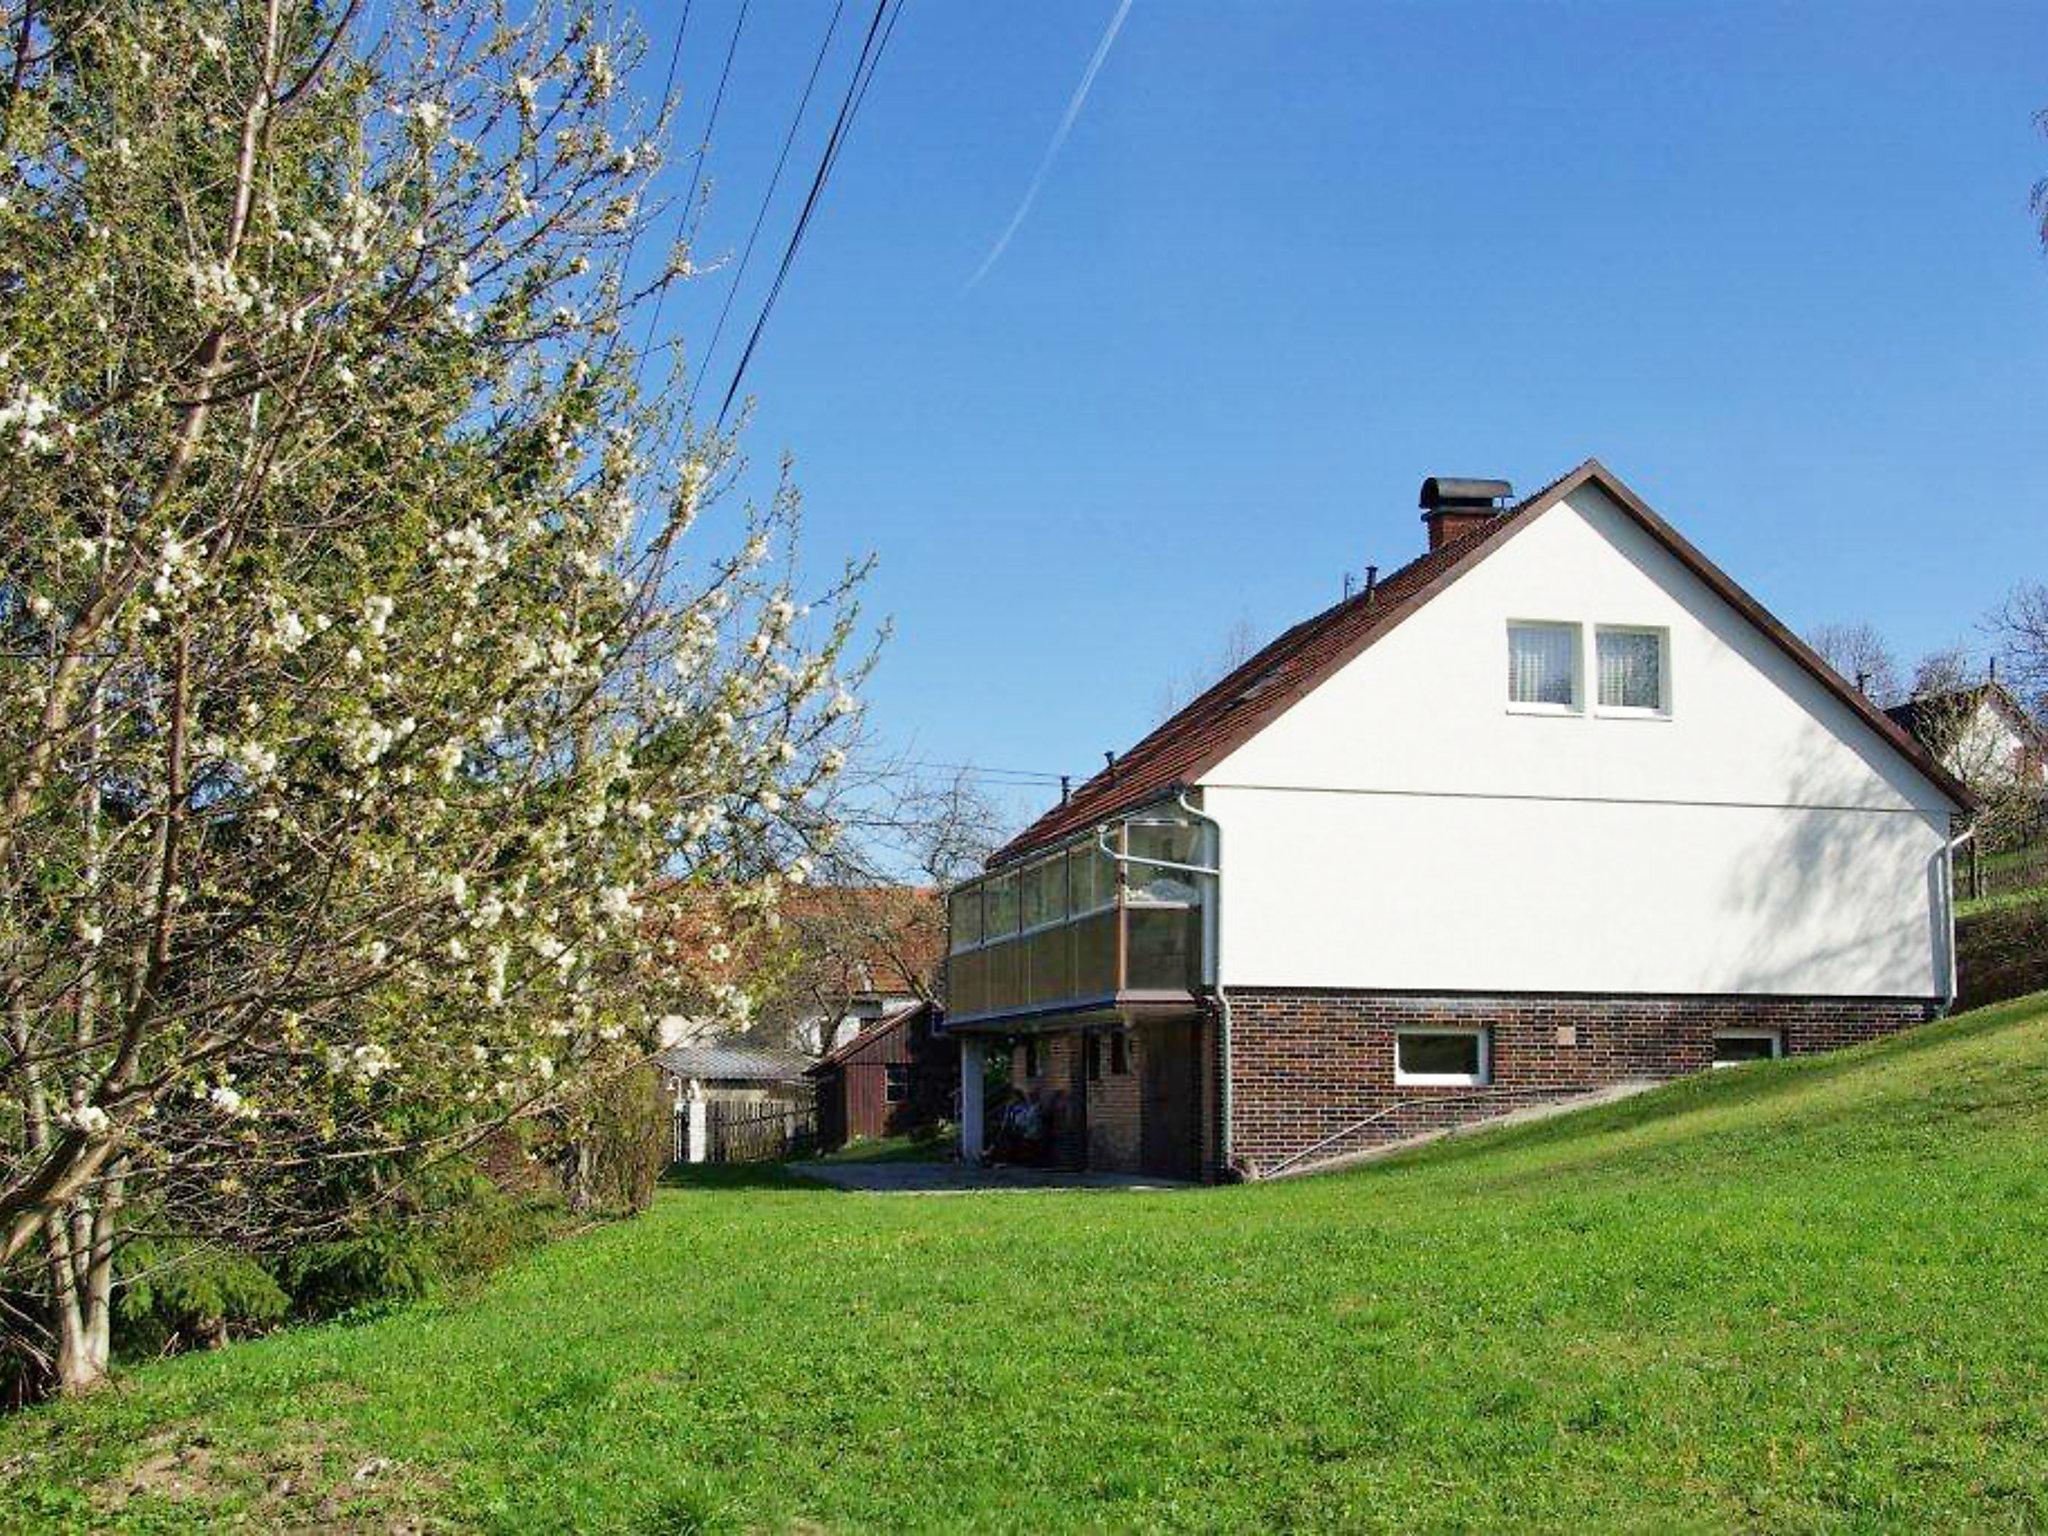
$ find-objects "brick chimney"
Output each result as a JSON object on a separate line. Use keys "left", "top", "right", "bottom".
{"left": 1419, "top": 477, "right": 1513, "bottom": 551}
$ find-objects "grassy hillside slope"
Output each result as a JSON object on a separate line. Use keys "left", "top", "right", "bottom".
{"left": 5, "top": 997, "right": 2047, "bottom": 1533}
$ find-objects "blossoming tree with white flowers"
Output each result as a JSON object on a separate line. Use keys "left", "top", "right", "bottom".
{"left": 0, "top": 0, "right": 864, "bottom": 1394}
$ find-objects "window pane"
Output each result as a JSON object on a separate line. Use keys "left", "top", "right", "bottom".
{"left": 1508, "top": 624, "right": 1578, "bottom": 706}
{"left": 1026, "top": 925, "right": 1068, "bottom": 1005}
{"left": 1071, "top": 909, "right": 1117, "bottom": 998}
{"left": 1070, "top": 838, "right": 1114, "bottom": 913}
{"left": 884, "top": 1064, "right": 909, "bottom": 1103}
{"left": 948, "top": 886, "right": 981, "bottom": 952}
{"left": 1126, "top": 905, "right": 1197, "bottom": 991}
{"left": 985, "top": 871, "right": 1019, "bottom": 940}
{"left": 1396, "top": 1031, "right": 1481, "bottom": 1078}
{"left": 1598, "top": 629, "right": 1664, "bottom": 710}
{"left": 1713, "top": 1033, "right": 1779, "bottom": 1065}
{"left": 984, "top": 937, "right": 1020, "bottom": 1013}
{"left": 1021, "top": 855, "right": 1065, "bottom": 930}
{"left": 947, "top": 947, "right": 985, "bottom": 1017}
{"left": 1126, "top": 819, "right": 1203, "bottom": 904}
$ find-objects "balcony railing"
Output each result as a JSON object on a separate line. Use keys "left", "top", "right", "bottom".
{"left": 943, "top": 811, "right": 1209, "bottom": 1027}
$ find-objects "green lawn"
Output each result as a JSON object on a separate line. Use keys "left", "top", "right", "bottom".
{"left": 6, "top": 998, "right": 2048, "bottom": 1533}
{"left": 1957, "top": 879, "right": 2048, "bottom": 920}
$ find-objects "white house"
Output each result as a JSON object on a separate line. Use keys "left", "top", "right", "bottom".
{"left": 1884, "top": 682, "right": 2047, "bottom": 795}
{"left": 942, "top": 460, "right": 1975, "bottom": 1180}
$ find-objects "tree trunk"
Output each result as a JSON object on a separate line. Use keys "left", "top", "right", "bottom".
{"left": 45, "top": 1200, "right": 111, "bottom": 1396}
{"left": 563, "top": 1137, "right": 598, "bottom": 1216}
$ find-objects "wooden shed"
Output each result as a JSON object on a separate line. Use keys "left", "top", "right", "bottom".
{"left": 807, "top": 998, "right": 956, "bottom": 1151}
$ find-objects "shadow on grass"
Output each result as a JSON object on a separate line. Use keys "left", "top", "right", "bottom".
{"left": 657, "top": 1162, "right": 816, "bottom": 1192}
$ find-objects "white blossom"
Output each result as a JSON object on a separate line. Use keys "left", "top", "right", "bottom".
{"left": 57, "top": 1104, "right": 111, "bottom": 1137}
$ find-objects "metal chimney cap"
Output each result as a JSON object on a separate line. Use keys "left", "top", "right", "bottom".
{"left": 1419, "top": 476, "right": 1514, "bottom": 510}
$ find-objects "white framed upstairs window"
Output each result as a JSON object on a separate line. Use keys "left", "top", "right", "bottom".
{"left": 1596, "top": 625, "right": 1671, "bottom": 717}
{"left": 1394, "top": 1027, "right": 1491, "bottom": 1087}
{"left": 1507, "top": 622, "right": 1582, "bottom": 713}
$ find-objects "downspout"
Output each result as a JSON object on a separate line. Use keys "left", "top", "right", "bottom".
{"left": 1942, "top": 818, "right": 1977, "bottom": 1013}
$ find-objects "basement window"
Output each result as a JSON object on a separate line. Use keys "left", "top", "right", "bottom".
{"left": 1712, "top": 1030, "right": 1782, "bottom": 1067}
{"left": 1394, "top": 1027, "right": 1490, "bottom": 1087}
{"left": 884, "top": 1064, "right": 910, "bottom": 1103}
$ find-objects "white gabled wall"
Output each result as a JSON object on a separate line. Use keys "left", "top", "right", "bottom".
{"left": 1202, "top": 482, "right": 1956, "bottom": 998}
{"left": 1947, "top": 698, "right": 2041, "bottom": 787}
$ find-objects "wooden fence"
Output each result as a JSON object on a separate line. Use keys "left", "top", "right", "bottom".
{"left": 672, "top": 1095, "right": 817, "bottom": 1166}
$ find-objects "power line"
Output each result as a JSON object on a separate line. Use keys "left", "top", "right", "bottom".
{"left": 676, "top": 0, "right": 753, "bottom": 244}
{"left": 683, "top": 0, "right": 849, "bottom": 422}
{"left": 712, "top": 0, "right": 905, "bottom": 429}
{"left": 637, "top": 0, "right": 752, "bottom": 381}
{"left": 865, "top": 760, "right": 1075, "bottom": 785}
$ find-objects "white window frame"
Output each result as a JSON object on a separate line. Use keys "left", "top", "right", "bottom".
{"left": 1394, "top": 1026, "right": 1492, "bottom": 1087}
{"left": 1594, "top": 624, "right": 1673, "bottom": 719}
{"left": 1711, "top": 1029, "right": 1783, "bottom": 1068}
{"left": 1506, "top": 621, "right": 1584, "bottom": 716}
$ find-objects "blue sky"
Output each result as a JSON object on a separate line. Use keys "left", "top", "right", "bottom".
{"left": 633, "top": 0, "right": 2048, "bottom": 832}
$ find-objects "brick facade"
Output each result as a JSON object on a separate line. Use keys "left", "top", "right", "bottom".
{"left": 1007, "top": 1024, "right": 1169, "bottom": 1174}
{"left": 1009, "top": 1034, "right": 1089, "bottom": 1168}
{"left": 1225, "top": 990, "right": 1941, "bottom": 1177}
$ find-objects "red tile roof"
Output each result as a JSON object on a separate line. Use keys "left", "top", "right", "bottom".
{"left": 991, "top": 459, "right": 1973, "bottom": 866}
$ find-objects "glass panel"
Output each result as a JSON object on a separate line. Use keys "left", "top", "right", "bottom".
{"left": 984, "top": 937, "right": 1020, "bottom": 1014}
{"left": 947, "top": 947, "right": 984, "bottom": 1016}
{"left": 1021, "top": 855, "right": 1066, "bottom": 931}
{"left": 1508, "top": 623, "right": 1578, "bottom": 707}
{"left": 1071, "top": 909, "right": 1117, "bottom": 999}
{"left": 1397, "top": 1032, "right": 1482, "bottom": 1077}
{"left": 1026, "top": 926, "right": 1068, "bottom": 1005}
{"left": 1125, "top": 819, "right": 1203, "bottom": 904}
{"left": 948, "top": 885, "right": 981, "bottom": 952}
{"left": 1713, "top": 1033, "right": 1778, "bottom": 1065}
{"left": 1070, "top": 837, "right": 1114, "bottom": 914}
{"left": 984, "top": 871, "right": 1019, "bottom": 941}
{"left": 1125, "top": 905, "right": 1197, "bottom": 991}
{"left": 1598, "top": 628, "right": 1665, "bottom": 710}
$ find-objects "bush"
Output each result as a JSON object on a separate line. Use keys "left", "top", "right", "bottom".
{"left": 1957, "top": 895, "right": 2048, "bottom": 1011}
{"left": 548, "top": 1064, "right": 670, "bottom": 1216}
{"left": 279, "top": 1171, "right": 563, "bottom": 1319}
{"left": 116, "top": 1238, "right": 291, "bottom": 1352}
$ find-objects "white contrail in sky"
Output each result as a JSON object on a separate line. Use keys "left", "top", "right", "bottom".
{"left": 967, "top": 0, "right": 1135, "bottom": 289}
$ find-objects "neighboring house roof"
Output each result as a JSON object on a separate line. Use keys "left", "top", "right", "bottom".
{"left": 655, "top": 1042, "right": 812, "bottom": 1084}
{"left": 806, "top": 998, "right": 931, "bottom": 1074}
{"left": 993, "top": 458, "right": 1974, "bottom": 864}
{"left": 775, "top": 884, "right": 945, "bottom": 998}
{"left": 1885, "top": 683, "right": 2048, "bottom": 760}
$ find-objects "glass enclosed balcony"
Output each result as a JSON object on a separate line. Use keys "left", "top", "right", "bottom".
{"left": 943, "top": 811, "right": 1211, "bottom": 1027}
